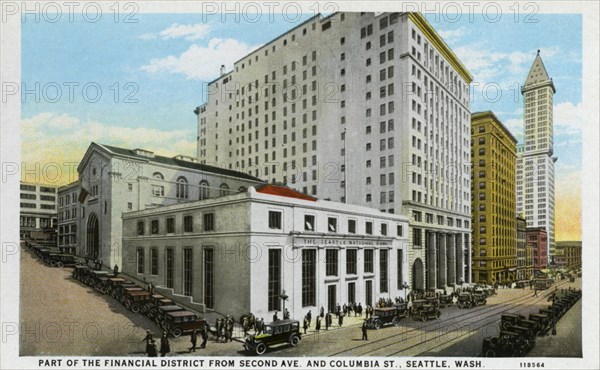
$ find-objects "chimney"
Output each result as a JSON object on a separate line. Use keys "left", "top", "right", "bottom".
{"left": 220, "top": 65, "right": 225, "bottom": 76}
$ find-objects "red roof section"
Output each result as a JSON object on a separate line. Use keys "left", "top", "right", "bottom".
{"left": 255, "top": 184, "right": 317, "bottom": 202}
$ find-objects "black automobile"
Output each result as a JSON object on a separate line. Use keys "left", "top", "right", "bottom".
{"left": 482, "top": 330, "right": 530, "bottom": 357}
{"left": 366, "top": 307, "right": 404, "bottom": 329}
{"left": 244, "top": 319, "right": 301, "bottom": 355}
{"left": 411, "top": 302, "right": 441, "bottom": 322}
{"left": 456, "top": 293, "right": 474, "bottom": 309}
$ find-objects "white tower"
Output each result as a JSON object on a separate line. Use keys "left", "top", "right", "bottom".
{"left": 516, "top": 50, "right": 557, "bottom": 261}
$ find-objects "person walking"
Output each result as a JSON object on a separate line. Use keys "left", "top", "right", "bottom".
{"left": 361, "top": 321, "right": 368, "bottom": 340}
{"left": 189, "top": 329, "right": 198, "bottom": 352}
{"left": 320, "top": 306, "right": 324, "bottom": 318}
{"left": 200, "top": 328, "right": 208, "bottom": 349}
{"left": 303, "top": 318, "right": 308, "bottom": 334}
{"left": 159, "top": 332, "right": 170, "bottom": 357}
{"left": 227, "top": 316, "right": 234, "bottom": 342}
{"left": 325, "top": 313, "right": 331, "bottom": 330}
{"left": 147, "top": 339, "right": 158, "bottom": 357}
{"left": 315, "top": 317, "right": 321, "bottom": 332}
{"left": 306, "top": 310, "right": 312, "bottom": 326}
{"left": 533, "top": 289, "right": 538, "bottom": 297}
{"left": 338, "top": 313, "right": 344, "bottom": 328}
{"left": 113, "top": 264, "right": 119, "bottom": 277}
{"left": 142, "top": 330, "right": 153, "bottom": 356}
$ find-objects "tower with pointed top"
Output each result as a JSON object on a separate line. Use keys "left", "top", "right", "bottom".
{"left": 516, "top": 50, "right": 557, "bottom": 267}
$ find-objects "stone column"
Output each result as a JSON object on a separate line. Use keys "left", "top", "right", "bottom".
{"left": 464, "top": 233, "right": 471, "bottom": 283}
{"left": 455, "top": 233, "right": 464, "bottom": 283}
{"left": 427, "top": 231, "right": 437, "bottom": 290}
{"left": 447, "top": 234, "right": 456, "bottom": 285}
{"left": 437, "top": 233, "right": 447, "bottom": 287}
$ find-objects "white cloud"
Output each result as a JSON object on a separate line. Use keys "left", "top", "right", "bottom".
{"left": 139, "top": 23, "right": 211, "bottom": 41}
{"left": 159, "top": 23, "right": 211, "bottom": 41}
{"left": 21, "top": 113, "right": 197, "bottom": 185}
{"left": 554, "top": 101, "right": 582, "bottom": 134}
{"left": 140, "top": 38, "right": 259, "bottom": 80}
{"left": 437, "top": 27, "right": 467, "bottom": 44}
{"left": 503, "top": 118, "right": 524, "bottom": 142}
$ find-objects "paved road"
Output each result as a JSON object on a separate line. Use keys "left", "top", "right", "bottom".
{"left": 20, "top": 247, "right": 581, "bottom": 357}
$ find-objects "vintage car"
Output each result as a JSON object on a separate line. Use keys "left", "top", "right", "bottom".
{"left": 472, "top": 293, "right": 487, "bottom": 306}
{"left": 456, "top": 293, "right": 474, "bottom": 309}
{"left": 116, "top": 285, "right": 144, "bottom": 303}
{"left": 499, "top": 313, "right": 527, "bottom": 330}
{"left": 104, "top": 277, "right": 129, "bottom": 297}
{"left": 123, "top": 290, "right": 152, "bottom": 313}
{"left": 515, "top": 281, "right": 527, "bottom": 289}
{"left": 411, "top": 302, "right": 441, "bottom": 322}
{"left": 438, "top": 295, "right": 454, "bottom": 308}
{"left": 47, "top": 253, "right": 77, "bottom": 267}
{"left": 162, "top": 311, "right": 210, "bottom": 337}
{"left": 528, "top": 313, "right": 550, "bottom": 335}
{"left": 366, "top": 306, "right": 405, "bottom": 329}
{"left": 144, "top": 294, "right": 174, "bottom": 318}
{"left": 244, "top": 319, "right": 301, "bottom": 355}
{"left": 72, "top": 265, "right": 91, "bottom": 281}
{"left": 482, "top": 330, "right": 531, "bottom": 357}
{"left": 155, "top": 305, "right": 186, "bottom": 326}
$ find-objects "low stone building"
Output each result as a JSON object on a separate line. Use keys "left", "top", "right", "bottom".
{"left": 121, "top": 184, "right": 409, "bottom": 319}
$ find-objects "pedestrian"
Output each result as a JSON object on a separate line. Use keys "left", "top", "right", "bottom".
{"left": 361, "top": 321, "right": 368, "bottom": 340}
{"left": 284, "top": 308, "right": 290, "bottom": 320}
{"left": 113, "top": 264, "right": 119, "bottom": 277}
{"left": 98, "top": 259, "right": 103, "bottom": 270}
{"left": 215, "top": 319, "right": 221, "bottom": 342}
{"left": 149, "top": 281, "right": 154, "bottom": 294}
{"left": 147, "top": 339, "right": 158, "bottom": 357}
{"left": 242, "top": 317, "right": 249, "bottom": 337}
{"left": 159, "top": 332, "right": 170, "bottom": 357}
{"left": 273, "top": 311, "right": 279, "bottom": 322}
{"left": 551, "top": 318, "right": 557, "bottom": 336}
{"left": 357, "top": 303, "right": 363, "bottom": 317}
{"left": 315, "top": 317, "right": 321, "bottom": 332}
{"left": 142, "top": 330, "right": 153, "bottom": 355}
{"left": 533, "top": 289, "right": 538, "bottom": 297}
{"left": 200, "top": 328, "right": 208, "bottom": 349}
{"left": 320, "top": 306, "right": 324, "bottom": 318}
{"left": 336, "top": 303, "right": 341, "bottom": 317}
{"left": 325, "top": 313, "right": 330, "bottom": 330}
{"left": 189, "top": 328, "right": 198, "bottom": 352}
{"left": 338, "top": 313, "right": 344, "bottom": 327}
{"left": 306, "top": 310, "right": 312, "bottom": 326}
{"left": 84, "top": 255, "right": 89, "bottom": 266}
{"left": 227, "top": 316, "right": 234, "bottom": 342}
{"left": 303, "top": 318, "right": 308, "bottom": 334}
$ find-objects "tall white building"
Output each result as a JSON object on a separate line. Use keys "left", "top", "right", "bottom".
{"left": 19, "top": 182, "right": 58, "bottom": 241}
{"left": 196, "top": 12, "right": 473, "bottom": 288}
{"left": 516, "top": 51, "right": 557, "bottom": 258}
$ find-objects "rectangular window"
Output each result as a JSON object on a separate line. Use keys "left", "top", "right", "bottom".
{"left": 413, "top": 228, "right": 422, "bottom": 247}
{"left": 268, "top": 249, "right": 282, "bottom": 311}
{"left": 326, "top": 249, "right": 339, "bottom": 276}
{"left": 366, "top": 221, "right": 373, "bottom": 235}
{"left": 380, "top": 249, "right": 388, "bottom": 293}
{"left": 137, "top": 221, "right": 145, "bottom": 236}
{"left": 183, "top": 248, "right": 193, "bottom": 296}
{"left": 151, "top": 220, "right": 159, "bottom": 235}
{"left": 397, "top": 249, "right": 403, "bottom": 289}
{"left": 304, "top": 214, "right": 315, "bottom": 231}
{"left": 328, "top": 217, "right": 337, "bottom": 232}
{"left": 268, "top": 211, "right": 282, "bottom": 229}
{"left": 302, "top": 249, "right": 317, "bottom": 307}
{"left": 347, "top": 219, "right": 356, "bottom": 234}
{"left": 346, "top": 249, "right": 357, "bottom": 274}
{"left": 203, "top": 213, "right": 215, "bottom": 231}
{"left": 136, "top": 248, "right": 144, "bottom": 274}
{"left": 166, "top": 217, "right": 175, "bottom": 233}
{"left": 166, "top": 248, "right": 174, "bottom": 289}
{"left": 151, "top": 248, "right": 158, "bottom": 275}
{"left": 364, "top": 249, "right": 374, "bottom": 273}
{"left": 381, "top": 223, "right": 388, "bottom": 236}
{"left": 183, "top": 216, "right": 193, "bottom": 232}
{"left": 397, "top": 224, "right": 403, "bottom": 237}
{"left": 204, "top": 248, "right": 214, "bottom": 308}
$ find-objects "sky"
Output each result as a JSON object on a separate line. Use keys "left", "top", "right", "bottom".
{"left": 20, "top": 11, "right": 582, "bottom": 240}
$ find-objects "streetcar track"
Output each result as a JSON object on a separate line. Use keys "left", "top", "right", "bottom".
{"left": 329, "top": 281, "right": 571, "bottom": 357}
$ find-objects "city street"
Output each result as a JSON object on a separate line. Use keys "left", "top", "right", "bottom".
{"left": 20, "top": 247, "right": 581, "bottom": 357}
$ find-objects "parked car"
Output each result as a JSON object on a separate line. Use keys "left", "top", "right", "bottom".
{"left": 366, "top": 307, "right": 403, "bottom": 329}
{"left": 411, "top": 302, "right": 441, "bottom": 322}
{"left": 123, "top": 290, "right": 152, "bottom": 313}
{"left": 499, "top": 313, "right": 527, "bottom": 330}
{"left": 244, "top": 319, "right": 301, "bottom": 355}
{"left": 438, "top": 294, "right": 454, "bottom": 308}
{"left": 482, "top": 330, "right": 530, "bottom": 357}
{"left": 457, "top": 293, "right": 474, "bottom": 309}
{"left": 145, "top": 294, "right": 174, "bottom": 318}
{"left": 162, "top": 311, "right": 209, "bottom": 337}
{"left": 155, "top": 305, "right": 185, "bottom": 326}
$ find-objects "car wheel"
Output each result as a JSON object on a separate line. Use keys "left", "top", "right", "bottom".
{"left": 148, "top": 310, "right": 156, "bottom": 319}
{"left": 172, "top": 328, "right": 182, "bottom": 338}
{"left": 131, "top": 304, "right": 141, "bottom": 313}
{"left": 289, "top": 335, "right": 300, "bottom": 347}
{"left": 374, "top": 320, "right": 382, "bottom": 330}
{"left": 392, "top": 317, "right": 400, "bottom": 326}
{"left": 421, "top": 315, "right": 427, "bottom": 322}
{"left": 484, "top": 349, "right": 496, "bottom": 357}
{"left": 255, "top": 342, "right": 267, "bottom": 355}
{"left": 57, "top": 262, "right": 64, "bottom": 268}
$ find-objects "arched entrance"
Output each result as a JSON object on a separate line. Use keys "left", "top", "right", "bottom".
{"left": 412, "top": 258, "right": 424, "bottom": 290}
{"left": 86, "top": 213, "right": 99, "bottom": 258}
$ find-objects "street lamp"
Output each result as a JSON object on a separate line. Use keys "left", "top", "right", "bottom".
{"left": 279, "top": 290, "right": 289, "bottom": 319}
{"left": 402, "top": 282, "right": 409, "bottom": 301}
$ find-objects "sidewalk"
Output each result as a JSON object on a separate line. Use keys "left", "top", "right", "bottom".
{"left": 527, "top": 299, "right": 582, "bottom": 357}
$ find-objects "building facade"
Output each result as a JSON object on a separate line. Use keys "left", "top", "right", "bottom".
{"left": 75, "top": 142, "right": 264, "bottom": 268}
{"left": 516, "top": 51, "right": 557, "bottom": 260}
{"left": 515, "top": 215, "right": 530, "bottom": 281}
{"left": 19, "top": 182, "right": 58, "bottom": 241}
{"left": 554, "top": 241, "right": 582, "bottom": 269}
{"left": 526, "top": 227, "right": 548, "bottom": 273}
{"left": 470, "top": 112, "right": 517, "bottom": 284}
{"left": 122, "top": 185, "right": 409, "bottom": 317}
{"left": 57, "top": 181, "right": 79, "bottom": 254}
{"left": 196, "top": 12, "right": 473, "bottom": 288}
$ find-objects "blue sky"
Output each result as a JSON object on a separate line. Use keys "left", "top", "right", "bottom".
{"left": 21, "top": 12, "right": 582, "bottom": 238}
